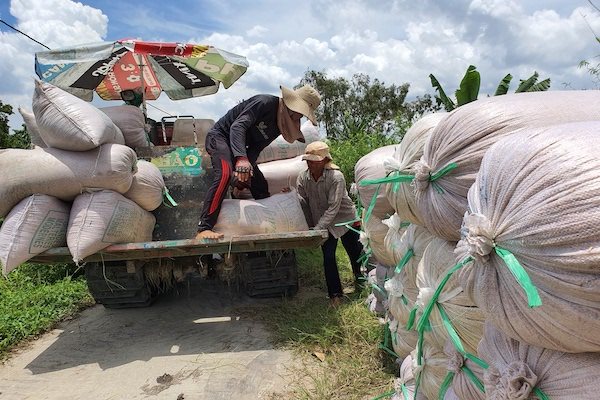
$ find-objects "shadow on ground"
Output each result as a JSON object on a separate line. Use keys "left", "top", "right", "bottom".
{"left": 25, "top": 277, "right": 288, "bottom": 374}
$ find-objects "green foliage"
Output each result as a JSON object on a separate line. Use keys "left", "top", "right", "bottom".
{"left": 430, "top": 66, "right": 551, "bottom": 111}
{"left": 494, "top": 74, "right": 513, "bottom": 96}
{"left": 515, "top": 71, "right": 551, "bottom": 92}
{"left": 328, "top": 126, "right": 398, "bottom": 189}
{"left": 579, "top": 59, "right": 600, "bottom": 88}
{"left": 455, "top": 65, "right": 481, "bottom": 107}
{"left": 0, "top": 100, "right": 30, "bottom": 149}
{"left": 430, "top": 65, "right": 481, "bottom": 111}
{"left": 300, "top": 70, "right": 438, "bottom": 140}
{"left": 0, "top": 264, "right": 92, "bottom": 357}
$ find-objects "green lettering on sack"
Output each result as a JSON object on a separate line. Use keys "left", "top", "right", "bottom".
{"left": 103, "top": 201, "right": 141, "bottom": 243}
{"left": 29, "top": 211, "right": 69, "bottom": 253}
{"left": 151, "top": 147, "right": 204, "bottom": 176}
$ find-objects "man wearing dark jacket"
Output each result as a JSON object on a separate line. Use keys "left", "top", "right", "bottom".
{"left": 196, "top": 84, "right": 321, "bottom": 240}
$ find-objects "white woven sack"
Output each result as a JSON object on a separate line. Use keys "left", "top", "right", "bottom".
{"left": 235, "top": 155, "right": 306, "bottom": 199}
{"left": 478, "top": 322, "right": 600, "bottom": 400}
{"left": 18, "top": 107, "right": 46, "bottom": 148}
{"left": 416, "top": 238, "right": 484, "bottom": 355}
{"left": 68, "top": 190, "right": 155, "bottom": 263}
{"left": 411, "top": 342, "right": 448, "bottom": 400}
{"left": 355, "top": 145, "right": 396, "bottom": 219}
{"left": 32, "top": 80, "right": 124, "bottom": 151}
{"left": 0, "top": 144, "right": 136, "bottom": 218}
{"left": 258, "top": 155, "right": 305, "bottom": 194}
{"left": 388, "top": 316, "right": 418, "bottom": 359}
{"left": 456, "top": 121, "right": 600, "bottom": 352}
{"left": 360, "top": 215, "right": 395, "bottom": 268}
{"left": 123, "top": 160, "right": 165, "bottom": 211}
{"left": 369, "top": 262, "right": 392, "bottom": 306}
{"left": 256, "top": 120, "right": 321, "bottom": 163}
{"left": 392, "top": 354, "right": 427, "bottom": 400}
{"left": 384, "top": 222, "right": 435, "bottom": 327}
{"left": 0, "top": 195, "right": 69, "bottom": 275}
{"left": 443, "top": 341, "right": 485, "bottom": 400}
{"left": 100, "top": 105, "right": 150, "bottom": 148}
{"left": 384, "top": 112, "right": 447, "bottom": 225}
{"left": 414, "top": 90, "right": 600, "bottom": 241}
{"left": 214, "top": 190, "right": 309, "bottom": 236}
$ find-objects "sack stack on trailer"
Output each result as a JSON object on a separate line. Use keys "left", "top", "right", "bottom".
{"left": 1, "top": 81, "right": 159, "bottom": 273}
{"left": 356, "top": 90, "right": 600, "bottom": 399}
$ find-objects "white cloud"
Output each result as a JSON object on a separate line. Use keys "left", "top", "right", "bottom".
{"left": 2, "top": 0, "right": 600, "bottom": 132}
{"left": 468, "top": 0, "right": 523, "bottom": 18}
{"left": 246, "top": 25, "right": 268, "bottom": 38}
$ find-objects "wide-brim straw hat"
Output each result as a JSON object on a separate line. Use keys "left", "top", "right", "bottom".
{"left": 302, "top": 140, "right": 340, "bottom": 169}
{"left": 280, "top": 84, "right": 321, "bottom": 125}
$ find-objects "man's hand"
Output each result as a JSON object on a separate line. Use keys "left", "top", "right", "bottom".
{"left": 281, "top": 187, "right": 292, "bottom": 193}
{"left": 234, "top": 157, "right": 253, "bottom": 183}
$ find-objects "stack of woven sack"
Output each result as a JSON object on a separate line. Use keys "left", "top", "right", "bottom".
{"left": 0, "top": 81, "right": 164, "bottom": 274}
{"left": 362, "top": 90, "right": 600, "bottom": 400}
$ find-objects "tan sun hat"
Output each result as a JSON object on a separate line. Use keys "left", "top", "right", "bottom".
{"left": 302, "top": 141, "right": 340, "bottom": 169}
{"left": 280, "top": 84, "right": 321, "bottom": 125}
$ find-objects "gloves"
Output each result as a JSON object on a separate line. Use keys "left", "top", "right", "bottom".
{"left": 234, "top": 157, "right": 253, "bottom": 183}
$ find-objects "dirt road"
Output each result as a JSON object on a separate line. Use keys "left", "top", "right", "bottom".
{"left": 0, "top": 279, "right": 301, "bottom": 400}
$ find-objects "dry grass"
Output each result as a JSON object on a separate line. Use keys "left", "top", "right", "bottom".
{"left": 237, "top": 248, "right": 397, "bottom": 400}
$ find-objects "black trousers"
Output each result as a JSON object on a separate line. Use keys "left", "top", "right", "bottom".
{"left": 321, "top": 229, "right": 364, "bottom": 298}
{"left": 198, "top": 134, "right": 269, "bottom": 232}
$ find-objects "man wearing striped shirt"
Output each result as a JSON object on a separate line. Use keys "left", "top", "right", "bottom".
{"left": 297, "top": 141, "right": 364, "bottom": 305}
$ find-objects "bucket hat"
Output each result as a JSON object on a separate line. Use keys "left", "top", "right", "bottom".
{"left": 280, "top": 84, "right": 321, "bottom": 125}
{"left": 302, "top": 141, "right": 340, "bottom": 169}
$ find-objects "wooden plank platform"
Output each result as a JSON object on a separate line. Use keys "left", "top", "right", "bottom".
{"left": 29, "top": 230, "right": 328, "bottom": 264}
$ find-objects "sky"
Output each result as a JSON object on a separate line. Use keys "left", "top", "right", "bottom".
{"left": 1, "top": 0, "right": 600, "bottom": 132}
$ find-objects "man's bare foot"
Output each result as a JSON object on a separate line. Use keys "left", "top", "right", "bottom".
{"left": 195, "top": 230, "right": 224, "bottom": 240}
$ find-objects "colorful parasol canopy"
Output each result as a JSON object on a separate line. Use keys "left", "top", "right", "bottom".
{"left": 34, "top": 39, "right": 249, "bottom": 102}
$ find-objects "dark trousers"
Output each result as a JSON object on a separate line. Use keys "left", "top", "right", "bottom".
{"left": 198, "top": 134, "right": 270, "bottom": 232}
{"left": 321, "top": 229, "right": 364, "bottom": 298}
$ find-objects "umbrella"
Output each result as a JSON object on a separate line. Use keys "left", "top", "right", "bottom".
{"left": 34, "top": 39, "right": 249, "bottom": 112}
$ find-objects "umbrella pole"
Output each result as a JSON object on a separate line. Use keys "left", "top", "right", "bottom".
{"left": 135, "top": 53, "right": 148, "bottom": 117}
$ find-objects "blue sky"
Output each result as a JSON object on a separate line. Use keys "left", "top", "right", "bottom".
{"left": 1, "top": 0, "right": 600, "bottom": 131}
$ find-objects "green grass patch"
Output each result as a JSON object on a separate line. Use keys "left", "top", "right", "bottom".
{"left": 0, "top": 263, "right": 93, "bottom": 358}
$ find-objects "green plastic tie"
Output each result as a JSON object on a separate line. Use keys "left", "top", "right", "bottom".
{"left": 438, "top": 371, "right": 455, "bottom": 400}
{"left": 437, "top": 303, "right": 466, "bottom": 354}
{"left": 429, "top": 162, "right": 458, "bottom": 181}
{"left": 363, "top": 184, "right": 381, "bottom": 225}
{"left": 335, "top": 217, "right": 362, "bottom": 234}
{"left": 406, "top": 305, "right": 418, "bottom": 330}
{"left": 335, "top": 218, "right": 361, "bottom": 227}
{"left": 360, "top": 173, "right": 414, "bottom": 186}
{"left": 399, "top": 221, "right": 411, "bottom": 229}
{"left": 533, "top": 387, "right": 551, "bottom": 400}
{"left": 358, "top": 248, "right": 372, "bottom": 263}
{"left": 395, "top": 248, "right": 415, "bottom": 274}
{"left": 465, "top": 353, "right": 489, "bottom": 370}
{"left": 371, "top": 283, "right": 388, "bottom": 298}
{"left": 378, "top": 323, "right": 401, "bottom": 359}
{"left": 416, "top": 256, "right": 473, "bottom": 334}
{"left": 462, "top": 365, "right": 485, "bottom": 393}
{"left": 495, "top": 246, "right": 542, "bottom": 308}
{"left": 400, "top": 294, "right": 408, "bottom": 305}
{"left": 431, "top": 181, "right": 445, "bottom": 194}
{"left": 400, "top": 383, "right": 410, "bottom": 400}
{"left": 162, "top": 187, "right": 178, "bottom": 207}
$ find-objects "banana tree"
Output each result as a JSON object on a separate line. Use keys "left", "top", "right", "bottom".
{"left": 430, "top": 65, "right": 551, "bottom": 112}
